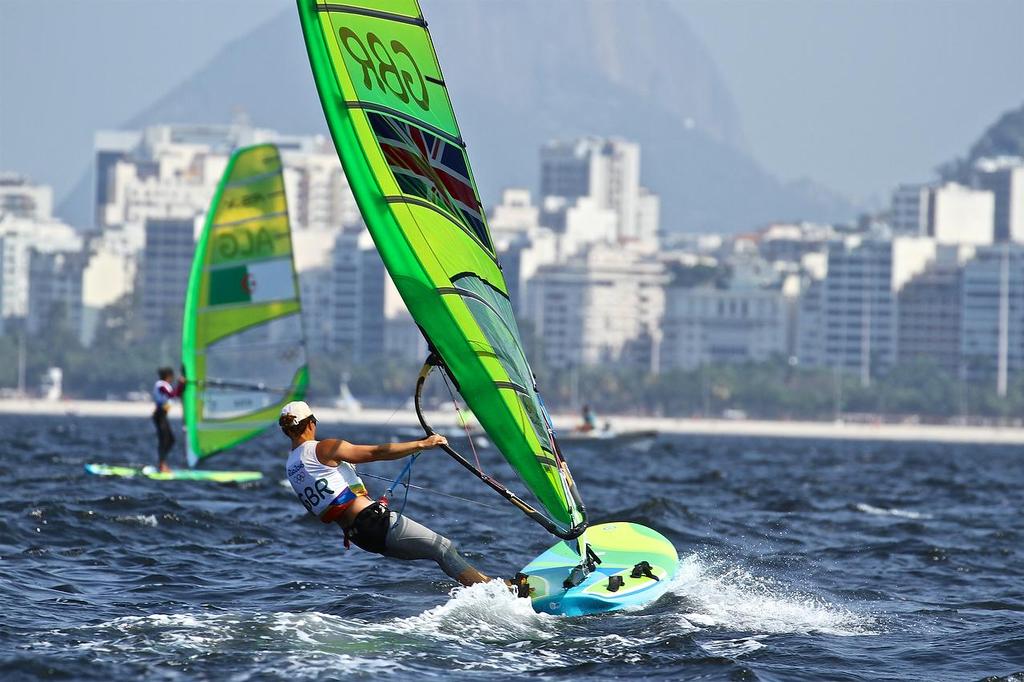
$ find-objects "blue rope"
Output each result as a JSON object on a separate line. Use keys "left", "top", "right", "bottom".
{"left": 380, "top": 453, "right": 418, "bottom": 521}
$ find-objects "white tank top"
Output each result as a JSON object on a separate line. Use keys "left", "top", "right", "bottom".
{"left": 285, "top": 440, "right": 367, "bottom": 522}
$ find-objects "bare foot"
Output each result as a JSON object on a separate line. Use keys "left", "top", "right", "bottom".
{"left": 455, "top": 567, "right": 491, "bottom": 586}
{"left": 158, "top": 463, "right": 172, "bottom": 474}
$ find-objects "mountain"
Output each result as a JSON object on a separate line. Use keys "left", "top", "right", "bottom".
{"left": 939, "top": 100, "right": 1024, "bottom": 181}
{"left": 60, "top": 1, "right": 857, "bottom": 232}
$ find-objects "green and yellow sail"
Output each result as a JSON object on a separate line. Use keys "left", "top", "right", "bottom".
{"left": 181, "top": 144, "right": 308, "bottom": 467}
{"left": 297, "top": 0, "right": 586, "bottom": 537}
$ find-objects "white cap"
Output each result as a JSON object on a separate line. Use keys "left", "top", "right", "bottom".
{"left": 280, "top": 400, "right": 314, "bottom": 424}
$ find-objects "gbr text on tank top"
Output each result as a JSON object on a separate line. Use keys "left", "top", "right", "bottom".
{"left": 286, "top": 441, "right": 368, "bottom": 523}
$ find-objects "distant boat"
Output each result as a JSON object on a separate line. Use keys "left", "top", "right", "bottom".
{"left": 559, "top": 428, "right": 659, "bottom": 446}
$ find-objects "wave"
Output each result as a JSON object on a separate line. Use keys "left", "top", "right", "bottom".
{"left": 668, "top": 553, "right": 880, "bottom": 636}
{"left": 854, "top": 503, "right": 933, "bottom": 520}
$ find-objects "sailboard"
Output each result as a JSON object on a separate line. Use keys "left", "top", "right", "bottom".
{"left": 84, "top": 463, "right": 262, "bottom": 484}
{"left": 297, "top": 0, "right": 676, "bottom": 615}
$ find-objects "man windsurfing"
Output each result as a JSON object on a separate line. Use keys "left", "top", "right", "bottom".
{"left": 280, "top": 400, "right": 495, "bottom": 586}
{"left": 152, "top": 367, "right": 185, "bottom": 473}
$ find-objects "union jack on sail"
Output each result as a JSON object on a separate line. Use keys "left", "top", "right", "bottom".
{"left": 368, "top": 112, "right": 491, "bottom": 250}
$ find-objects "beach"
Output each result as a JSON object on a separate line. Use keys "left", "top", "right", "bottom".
{"left": 4, "top": 397, "right": 1024, "bottom": 445}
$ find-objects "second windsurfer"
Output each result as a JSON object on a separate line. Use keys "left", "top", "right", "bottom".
{"left": 280, "top": 400, "right": 492, "bottom": 586}
{"left": 152, "top": 367, "right": 185, "bottom": 473}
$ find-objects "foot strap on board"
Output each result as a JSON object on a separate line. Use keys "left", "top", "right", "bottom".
{"left": 606, "top": 575, "right": 624, "bottom": 592}
{"left": 630, "top": 560, "right": 659, "bottom": 581}
{"left": 510, "top": 572, "right": 532, "bottom": 599}
{"left": 563, "top": 544, "right": 603, "bottom": 589}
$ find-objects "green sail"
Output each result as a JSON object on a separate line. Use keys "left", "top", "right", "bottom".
{"left": 181, "top": 144, "right": 308, "bottom": 467}
{"left": 297, "top": 0, "right": 585, "bottom": 535}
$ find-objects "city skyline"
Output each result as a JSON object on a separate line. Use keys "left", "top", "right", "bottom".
{"left": 3, "top": 118, "right": 1024, "bottom": 412}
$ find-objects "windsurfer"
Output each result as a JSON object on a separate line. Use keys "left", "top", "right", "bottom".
{"left": 579, "top": 404, "right": 597, "bottom": 433}
{"left": 280, "top": 401, "right": 492, "bottom": 586}
{"left": 152, "top": 367, "right": 185, "bottom": 473}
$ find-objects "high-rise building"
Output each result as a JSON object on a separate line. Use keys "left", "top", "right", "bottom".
{"left": 897, "top": 246, "right": 974, "bottom": 377}
{"left": 526, "top": 244, "right": 667, "bottom": 371}
{"left": 81, "top": 237, "right": 136, "bottom": 346}
{"left": 539, "top": 137, "right": 658, "bottom": 244}
{"left": 280, "top": 143, "right": 359, "bottom": 231}
{"left": 96, "top": 124, "right": 356, "bottom": 235}
{"left": 0, "top": 174, "right": 53, "bottom": 221}
{"left": 890, "top": 184, "right": 930, "bottom": 235}
{"left": 797, "top": 237, "right": 937, "bottom": 382}
{"left": 488, "top": 188, "right": 540, "bottom": 246}
{"left": 138, "top": 217, "right": 196, "bottom": 342}
{"left": 960, "top": 245, "right": 1024, "bottom": 388}
{"left": 0, "top": 215, "right": 82, "bottom": 331}
{"left": 27, "top": 250, "right": 86, "bottom": 337}
{"left": 661, "top": 284, "right": 789, "bottom": 371}
{"left": 928, "top": 182, "right": 994, "bottom": 245}
{"left": 975, "top": 157, "right": 1024, "bottom": 243}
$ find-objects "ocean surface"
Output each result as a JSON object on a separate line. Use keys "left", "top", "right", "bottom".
{"left": 1, "top": 413, "right": 1023, "bottom": 681}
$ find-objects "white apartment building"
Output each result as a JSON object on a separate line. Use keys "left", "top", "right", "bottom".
{"left": 928, "top": 182, "right": 994, "bottom": 245}
{"left": 489, "top": 188, "right": 540, "bottom": 246}
{"left": 539, "top": 137, "right": 658, "bottom": 245}
{"left": 526, "top": 244, "right": 668, "bottom": 371}
{"left": 280, "top": 143, "right": 359, "bottom": 231}
{"left": 0, "top": 174, "right": 53, "bottom": 221}
{"left": 0, "top": 215, "right": 82, "bottom": 330}
{"left": 661, "top": 284, "right": 789, "bottom": 371}
{"left": 96, "top": 124, "right": 355, "bottom": 237}
{"left": 81, "top": 237, "right": 136, "bottom": 346}
{"left": 975, "top": 157, "right": 1024, "bottom": 243}
{"left": 636, "top": 187, "right": 661, "bottom": 243}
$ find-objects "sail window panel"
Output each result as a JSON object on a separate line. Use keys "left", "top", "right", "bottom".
{"left": 201, "top": 313, "right": 305, "bottom": 420}
{"left": 454, "top": 275, "right": 551, "bottom": 449}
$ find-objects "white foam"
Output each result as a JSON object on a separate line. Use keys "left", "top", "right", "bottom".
{"left": 855, "top": 503, "right": 932, "bottom": 520}
{"left": 668, "top": 554, "right": 879, "bottom": 636}
{"left": 700, "top": 636, "right": 766, "bottom": 658}
{"left": 389, "top": 579, "right": 559, "bottom": 643}
{"left": 53, "top": 585, "right": 564, "bottom": 675}
{"left": 115, "top": 514, "right": 158, "bottom": 527}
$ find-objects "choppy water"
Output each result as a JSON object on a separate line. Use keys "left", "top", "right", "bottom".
{"left": 1, "top": 414, "right": 1023, "bottom": 680}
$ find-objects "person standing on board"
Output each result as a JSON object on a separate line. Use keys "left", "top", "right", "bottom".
{"left": 579, "top": 404, "right": 597, "bottom": 433}
{"left": 152, "top": 367, "right": 185, "bottom": 473}
{"left": 279, "top": 400, "right": 493, "bottom": 586}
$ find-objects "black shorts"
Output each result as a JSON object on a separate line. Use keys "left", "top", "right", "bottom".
{"left": 345, "top": 502, "right": 391, "bottom": 554}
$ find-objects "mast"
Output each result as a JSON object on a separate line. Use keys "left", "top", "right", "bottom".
{"left": 997, "top": 243, "right": 1009, "bottom": 398}
{"left": 17, "top": 331, "right": 26, "bottom": 396}
{"left": 414, "top": 355, "right": 587, "bottom": 541}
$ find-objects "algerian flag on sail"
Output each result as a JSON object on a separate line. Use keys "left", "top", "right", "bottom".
{"left": 182, "top": 144, "right": 308, "bottom": 467}
{"left": 208, "top": 258, "right": 297, "bottom": 307}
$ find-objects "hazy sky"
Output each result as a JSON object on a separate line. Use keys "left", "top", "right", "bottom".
{"left": 1, "top": 0, "right": 1022, "bottom": 210}
{"left": 679, "top": 0, "right": 1024, "bottom": 204}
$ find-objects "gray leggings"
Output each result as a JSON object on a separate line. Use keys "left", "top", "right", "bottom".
{"left": 382, "top": 511, "right": 474, "bottom": 581}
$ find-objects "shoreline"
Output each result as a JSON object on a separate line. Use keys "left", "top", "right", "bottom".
{"left": 3, "top": 398, "right": 1024, "bottom": 445}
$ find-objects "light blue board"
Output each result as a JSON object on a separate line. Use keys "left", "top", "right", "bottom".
{"left": 520, "top": 522, "right": 678, "bottom": 616}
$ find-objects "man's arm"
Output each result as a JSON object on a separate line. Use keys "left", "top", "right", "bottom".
{"left": 315, "top": 434, "right": 448, "bottom": 466}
